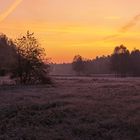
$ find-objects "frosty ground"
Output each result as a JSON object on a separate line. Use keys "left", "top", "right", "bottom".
{"left": 0, "top": 76, "right": 140, "bottom": 140}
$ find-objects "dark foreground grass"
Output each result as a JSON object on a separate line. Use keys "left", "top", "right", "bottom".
{"left": 0, "top": 77, "right": 140, "bottom": 140}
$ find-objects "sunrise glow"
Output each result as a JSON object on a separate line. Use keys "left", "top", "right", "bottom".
{"left": 1, "top": 0, "right": 140, "bottom": 63}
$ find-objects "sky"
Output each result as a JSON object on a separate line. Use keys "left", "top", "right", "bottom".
{"left": 0, "top": 0, "right": 140, "bottom": 63}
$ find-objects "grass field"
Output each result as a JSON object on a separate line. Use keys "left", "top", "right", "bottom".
{"left": 0, "top": 76, "right": 140, "bottom": 140}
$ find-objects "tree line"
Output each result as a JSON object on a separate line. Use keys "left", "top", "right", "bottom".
{"left": 0, "top": 31, "right": 51, "bottom": 85}
{"left": 72, "top": 45, "right": 140, "bottom": 77}
{"left": 1, "top": 32, "right": 140, "bottom": 81}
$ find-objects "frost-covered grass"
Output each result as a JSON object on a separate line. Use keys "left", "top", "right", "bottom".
{"left": 0, "top": 77, "right": 140, "bottom": 140}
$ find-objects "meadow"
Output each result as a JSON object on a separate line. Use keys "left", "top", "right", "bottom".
{"left": 0, "top": 76, "right": 140, "bottom": 140}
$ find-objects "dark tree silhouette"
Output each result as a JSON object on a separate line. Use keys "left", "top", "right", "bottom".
{"left": 111, "top": 45, "right": 130, "bottom": 77}
{"left": 72, "top": 55, "right": 85, "bottom": 75}
{"left": 11, "top": 31, "right": 51, "bottom": 84}
{"left": 130, "top": 49, "right": 140, "bottom": 76}
{"left": 0, "top": 34, "right": 17, "bottom": 76}
{"left": 81, "top": 55, "right": 111, "bottom": 75}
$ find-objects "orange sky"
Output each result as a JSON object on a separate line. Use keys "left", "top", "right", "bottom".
{"left": 1, "top": 0, "right": 140, "bottom": 63}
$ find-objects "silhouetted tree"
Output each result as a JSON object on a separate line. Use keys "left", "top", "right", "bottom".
{"left": 111, "top": 45, "right": 130, "bottom": 77}
{"left": 11, "top": 31, "right": 51, "bottom": 84}
{"left": 130, "top": 49, "right": 140, "bottom": 76}
{"left": 72, "top": 55, "right": 85, "bottom": 75}
{"left": 0, "top": 34, "right": 17, "bottom": 76}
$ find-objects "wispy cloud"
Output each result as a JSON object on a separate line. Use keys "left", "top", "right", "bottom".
{"left": 120, "top": 14, "right": 140, "bottom": 32}
{"left": 0, "top": 0, "right": 22, "bottom": 23}
{"left": 103, "top": 34, "right": 120, "bottom": 40}
{"left": 104, "top": 14, "right": 140, "bottom": 40}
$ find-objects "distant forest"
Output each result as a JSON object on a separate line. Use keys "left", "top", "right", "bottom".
{"left": 0, "top": 32, "right": 140, "bottom": 78}
{"left": 51, "top": 45, "right": 140, "bottom": 77}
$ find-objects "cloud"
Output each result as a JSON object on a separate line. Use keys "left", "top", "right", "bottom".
{"left": 0, "top": 0, "right": 22, "bottom": 23}
{"left": 104, "top": 14, "right": 140, "bottom": 41}
{"left": 103, "top": 34, "right": 120, "bottom": 40}
{"left": 120, "top": 14, "right": 140, "bottom": 33}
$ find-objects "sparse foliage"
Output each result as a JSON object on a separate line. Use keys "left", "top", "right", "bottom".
{"left": 11, "top": 31, "right": 51, "bottom": 84}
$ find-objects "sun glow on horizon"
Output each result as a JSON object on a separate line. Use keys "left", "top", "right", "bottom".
{"left": 0, "top": 0, "right": 140, "bottom": 63}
